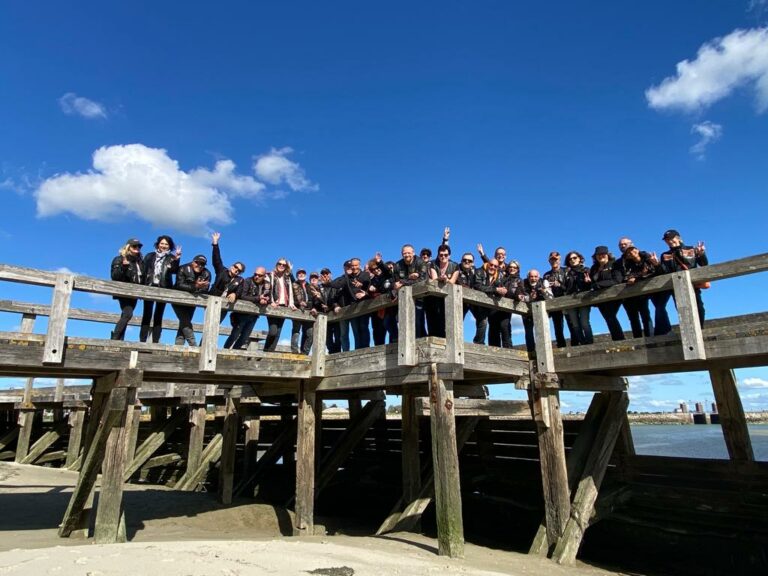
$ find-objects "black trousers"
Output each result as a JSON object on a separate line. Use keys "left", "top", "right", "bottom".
{"left": 113, "top": 297, "right": 137, "bottom": 340}
{"left": 140, "top": 300, "right": 167, "bottom": 343}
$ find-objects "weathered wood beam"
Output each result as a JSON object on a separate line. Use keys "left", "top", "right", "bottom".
{"left": 401, "top": 390, "right": 421, "bottom": 518}
{"left": 532, "top": 301, "right": 555, "bottom": 373}
{"left": 199, "top": 296, "right": 223, "bottom": 372}
{"left": 20, "top": 421, "right": 67, "bottom": 464}
{"left": 416, "top": 398, "right": 530, "bottom": 417}
{"left": 65, "top": 407, "right": 86, "bottom": 469}
{"left": 294, "top": 381, "right": 317, "bottom": 536}
{"left": 529, "top": 363, "right": 570, "bottom": 555}
{"left": 551, "top": 391, "right": 629, "bottom": 564}
{"left": 709, "top": 367, "right": 754, "bottom": 461}
{"left": 429, "top": 364, "right": 464, "bottom": 558}
{"left": 398, "top": 285, "right": 416, "bottom": 366}
{"left": 94, "top": 370, "right": 141, "bottom": 544}
{"left": 43, "top": 273, "right": 74, "bottom": 365}
{"left": 218, "top": 396, "right": 239, "bottom": 505}
{"left": 186, "top": 404, "right": 207, "bottom": 478}
{"left": 123, "top": 407, "right": 187, "bottom": 480}
{"left": 672, "top": 270, "right": 706, "bottom": 361}
{"left": 175, "top": 433, "right": 223, "bottom": 491}
{"left": 59, "top": 378, "right": 130, "bottom": 537}
{"left": 444, "top": 284, "right": 464, "bottom": 365}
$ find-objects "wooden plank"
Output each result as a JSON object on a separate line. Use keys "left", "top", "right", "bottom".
{"left": 218, "top": 396, "right": 239, "bottom": 505}
{"left": 311, "top": 314, "right": 327, "bottom": 378}
{"left": 552, "top": 391, "right": 629, "bottom": 565}
{"left": 444, "top": 284, "right": 464, "bottom": 365}
{"left": 14, "top": 406, "right": 34, "bottom": 463}
{"left": 428, "top": 364, "right": 464, "bottom": 558}
{"left": 124, "top": 407, "right": 187, "bottom": 480}
{"left": 19, "top": 313, "right": 36, "bottom": 333}
{"left": 294, "top": 381, "right": 317, "bottom": 536}
{"left": 124, "top": 403, "right": 141, "bottom": 465}
{"left": 532, "top": 301, "right": 555, "bottom": 373}
{"left": 0, "top": 427, "right": 19, "bottom": 452}
{"left": 65, "top": 408, "right": 86, "bottom": 468}
{"left": 186, "top": 405, "right": 207, "bottom": 477}
{"left": 398, "top": 285, "right": 417, "bottom": 366}
{"left": 94, "top": 372, "right": 140, "bottom": 544}
{"left": 20, "top": 421, "right": 66, "bottom": 464}
{"left": 58, "top": 383, "right": 129, "bottom": 537}
{"left": 416, "top": 398, "right": 530, "bottom": 417}
{"left": 199, "top": 295, "right": 222, "bottom": 372}
{"left": 175, "top": 433, "right": 223, "bottom": 491}
{"left": 672, "top": 270, "right": 706, "bottom": 361}
{"left": 529, "top": 364, "right": 570, "bottom": 554}
{"left": 401, "top": 390, "right": 421, "bottom": 513}
{"left": 43, "top": 273, "right": 74, "bottom": 365}
{"left": 243, "top": 412, "right": 261, "bottom": 482}
{"left": 559, "top": 374, "right": 628, "bottom": 392}
{"left": 458, "top": 285, "right": 530, "bottom": 315}
{"left": 35, "top": 449, "right": 67, "bottom": 464}
{"left": 709, "top": 367, "right": 754, "bottom": 461}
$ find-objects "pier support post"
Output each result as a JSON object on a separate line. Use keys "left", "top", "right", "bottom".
{"left": 529, "top": 363, "right": 570, "bottom": 556}
{"left": 552, "top": 390, "right": 629, "bottom": 564}
{"left": 294, "top": 380, "right": 317, "bottom": 536}
{"left": 65, "top": 407, "right": 86, "bottom": 469}
{"left": 429, "top": 363, "right": 464, "bottom": 558}
{"left": 218, "top": 395, "right": 239, "bottom": 505}
{"left": 401, "top": 389, "right": 421, "bottom": 511}
{"left": 709, "top": 367, "right": 754, "bottom": 461}
{"left": 187, "top": 403, "right": 208, "bottom": 478}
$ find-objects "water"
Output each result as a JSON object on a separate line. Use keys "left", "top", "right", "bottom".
{"left": 631, "top": 423, "right": 768, "bottom": 460}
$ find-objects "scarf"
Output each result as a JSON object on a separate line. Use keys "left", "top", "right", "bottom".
{"left": 152, "top": 250, "right": 171, "bottom": 285}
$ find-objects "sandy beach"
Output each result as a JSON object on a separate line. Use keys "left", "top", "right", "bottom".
{"left": 0, "top": 462, "right": 624, "bottom": 576}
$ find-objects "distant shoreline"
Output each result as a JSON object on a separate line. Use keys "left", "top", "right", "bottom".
{"left": 624, "top": 412, "right": 768, "bottom": 425}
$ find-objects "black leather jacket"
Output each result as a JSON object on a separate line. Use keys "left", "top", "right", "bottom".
{"left": 393, "top": 258, "right": 427, "bottom": 286}
{"left": 543, "top": 267, "right": 566, "bottom": 297}
{"left": 590, "top": 260, "right": 624, "bottom": 290}
{"left": 143, "top": 251, "right": 178, "bottom": 288}
{"left": 517, "top": 278, "right": 553, "bottom": 303}
{"left": 564, "top": 265, "right": 592, "bottom": 294}
{"left": 474, "top": 267, "right": 504, "bottom": 296}
{"left": 175, "top": 262, "right": 211, "bottom": 295}
{"left": 111, "top": 254, "right": 145, "bottom": 285}
{"left": 659, "top": 244, "right": 708, "bottom": 274}
{"left": 457, "top": 265, "right": 477, "bottom": 289}
{"left": 209, "top": 244, "right": 244, "bottom": 296}
{"left": 236, "top": 277, "right": 271, "bottom": 305}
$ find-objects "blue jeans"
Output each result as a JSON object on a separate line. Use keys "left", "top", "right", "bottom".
{"left": 565, "top": 306, "right": 593, "bottom": 346}
{"left": 224, "top": 313, "right": 258, "bottom": 349}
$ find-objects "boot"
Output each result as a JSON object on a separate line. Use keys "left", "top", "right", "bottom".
{"left": 182, "top": 327, "right": 196, "bottom": 347}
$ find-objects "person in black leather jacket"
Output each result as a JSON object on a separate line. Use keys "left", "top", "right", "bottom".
{"left": 473, "top": 259, "right": 504, "bottom": 344}
{"left": 653, "top": 229, "right": 708, "bottom": 335}
{"left": 110, "top": 238, "right": 146, "bottom": 341}
{"left": 516, "top": 269, "right": 553, "bottom": 354}
{"left": 140, "top": 235, "right": 181, "bottom": 343}
{"left": 564, "top": 251, "right": 593, "bottom": 345}
{"left": 172, "top": 255, "right": 211, "bottom": 346}
{"left": 367, "top": 255, "right": 397, "bottom": 345}
{"left": 393, "top": 244, "right": 428, "bottom": 338}
{"left": 209, "top": 232, "right": 245, "bottom": 328}
{"left": 223, "top": 266, "right": 270, "bottom": 350}
{"left": 543, "top": 251, "right": 568, "bottom": 348}
{"left": 318, "top": 267, "right": 342, "bottom": 353}
{"left": 331, "top": 258, "right": 372, "bottom": 349}
{"left": 589, "top": 246, "right": 625, "bottom": 341}
{"left": 488, "top": 260, "right": 522, "bottom": 348}
{"left": 622, "top": 246, "right": 659, "bottom": 338}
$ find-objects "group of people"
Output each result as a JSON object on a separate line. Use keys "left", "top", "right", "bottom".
{"left": 109, "top": 227, "right": 708, "bottom": 355}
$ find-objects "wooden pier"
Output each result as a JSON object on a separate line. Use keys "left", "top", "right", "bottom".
{"left": 1, "top": 253, "right": 767, "bottom": 572}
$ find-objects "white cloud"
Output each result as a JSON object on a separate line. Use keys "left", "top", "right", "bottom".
{"left": 646, "top": 27, "right": 768, "bottom": 112}
{"left": 690, "top": 121, "right": 723, "bottom": 159}
{"left": 35, "top": 144, "right": 240, "bottom": 234}
{"left": 254, "top": 147, "right": 317, "bottom": 192}
{"left": 59, "top": 92, "right": 108, "bottom": 119}
{"left": 189, "top": 159, "right": 265, "bottom": 198}
{"left": 741, "top": 377, "right": 768, "bottom": 388}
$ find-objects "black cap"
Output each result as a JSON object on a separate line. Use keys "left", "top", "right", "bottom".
{"left": 662, "top": 229, "right": 680, "bottom": 240}
{"left": 320, "top": 267, "right": 331, "bottom": 275}
{"left": 593, "top": 245, "right": 609, "bottom": 256}
{"left": 297, "top": 268, "right": 307, "bottom": 275}
{"left": 126, "top": 238, "right": 143, "bottom": 247}
{"left": 309, "top": 271, "right": 319, "bottom": 278}
{"left": 193, "top": 254, "right": 207, "bottom": 265}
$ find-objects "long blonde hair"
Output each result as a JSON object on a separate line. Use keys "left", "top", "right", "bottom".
{"left": 118, "top": 243, "right": 141, "bottom": 258}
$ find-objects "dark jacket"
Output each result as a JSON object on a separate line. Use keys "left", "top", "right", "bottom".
{"left": 175, "top": 262, "right": 211, "bottom": 295}
{"left": 309, "top": 282, "right": 333, "bottom": 313}
{"left": 269, "top": 272, "right": 294, "bottom": 307}
{"left": 331, "top": 270, "right": 372, "bottom": 307}
{"left": 392, "top": 258, "right": 427, "bottom": 287}
{"left": 111, "top": 253, "right": 145, "bottom": 285}
{"left": 457, "top": 265, "right": 477, "bottom": 289}
{"left": 623, "top": 254, "right": 659, "bottom": 284}
{"left": 516, "top": 278, "right": 553, "bottom": 303}
{"left": 368, "top": 262, "right": 394, "bottom": 297}
{"left": 590, "top": 260, "right": 624, "bottom": 290}
{"left": 502, "top": 273, "right": 524, "bottom": 298}
{"left": 543, "top": 267, "right": 567, "bottom": 297}
{"left": 293, "top": 280, "right": 311, "bottom": 310}
{"left": 474, "top": 267, "right": 504, "bottom": 296}
{"left": 143, "top": 251, "right": 179, "bottom": 288}
{"left": 209, "top": 243, "right": 244, "bottom": 297}
{"left": 564, "top": 265, "right": 592, "bottom": 294}
{"left": 236, "top": 277, "right": 271, "bottom": 306}
{"left": 659, "top": 244, "right": 709, "bottom": 275}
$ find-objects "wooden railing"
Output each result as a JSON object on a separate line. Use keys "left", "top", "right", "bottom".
{"left": 2, "top": 252, "right": 766, "bottom": 379}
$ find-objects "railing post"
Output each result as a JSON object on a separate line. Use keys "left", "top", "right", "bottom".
{"left": 43, "top": 273, "right": 74, "bottom": 364}
{"left": 311, "top": 314, "right": 327, "bottom": 378}
{"left": 444, "top": 284, "right": 464, "bottom": 365}
{"left": 398, "top": 285, "right": 416, "bottom": 366}
{"left": 199, "top": 296, "right": 222, "bottom": 372}
{"left": 532, "top": 301, "right": 555, "bottom": 372}
{"left": 672, "top": 270, "right": 706, "bottom": 361}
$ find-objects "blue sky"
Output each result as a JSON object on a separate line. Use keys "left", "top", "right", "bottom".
{"left": 1, "top": 1, "right": 767, "bottom": 413}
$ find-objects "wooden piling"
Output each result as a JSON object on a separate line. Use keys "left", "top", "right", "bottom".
{"left": 218, "top": 395, "right": 239, "bottom": 505}
{"left": 428, "top": 363, "right": 464, "bottom": 558}
{"left": 186, "top": 403, "right": 208, "bottom": 478}
{"left": 65, "top": 408, "right": 86, "bottom": 469}
{"left": 294, "top": 380, "right": 317, "bottom": 536}
{"left": 709, "top": 366, "right": 754, "bottom": 461}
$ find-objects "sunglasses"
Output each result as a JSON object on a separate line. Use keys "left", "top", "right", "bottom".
{"left": 277, "top": 262, "right": 287, "bottom": 266}
{"left": 461, "top": 258, "right": 474, "bottom": 263}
